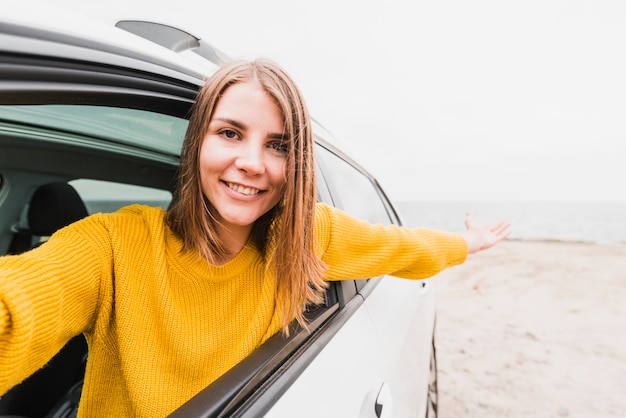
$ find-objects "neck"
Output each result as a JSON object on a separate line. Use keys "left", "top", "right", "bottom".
{"left": 213, "top": 224, "right": 252, "bottom": 265}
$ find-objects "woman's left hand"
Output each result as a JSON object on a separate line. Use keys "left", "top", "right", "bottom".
{"left": 462, "top": 212, "right": 511, "bottom": 254}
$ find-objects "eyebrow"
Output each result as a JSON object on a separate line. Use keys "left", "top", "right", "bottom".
{"left": 212, "top": 117, "right": 287, "bottom": 141}
{"left": 212, "top": 117, "right": 245, "bottom": 130}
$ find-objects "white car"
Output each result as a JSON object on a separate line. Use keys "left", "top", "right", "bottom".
{"left": 0, "top": 6, "right": 438, "bottom": 418}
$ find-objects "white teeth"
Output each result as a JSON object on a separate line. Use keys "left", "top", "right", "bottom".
{"left": 227, "top": 182, "right": 260, "bottom": 196}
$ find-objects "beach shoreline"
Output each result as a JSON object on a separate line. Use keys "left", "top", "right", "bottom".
{"left": 434, "top": 240, "right": 626, "bottom": 418}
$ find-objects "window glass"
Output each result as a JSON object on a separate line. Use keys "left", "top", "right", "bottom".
{"left": 0, "top": 105, "right": 188, "bottom": 156}
{"left": 316, "top": 146, "right": 391, "bottom": 225}
{"left": 70, "top": 179, "right": 172, "bottom": 214}
{"left": 0, "top": 175, "right": 4, "bottom": 208}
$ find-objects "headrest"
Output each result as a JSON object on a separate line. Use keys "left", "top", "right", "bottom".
{"left": 28, "top": 182, "right": 89, "bottom": 236}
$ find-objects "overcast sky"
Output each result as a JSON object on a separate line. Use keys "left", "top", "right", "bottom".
{"left": 44, "top": 0, "right": 626, "bottom": 202}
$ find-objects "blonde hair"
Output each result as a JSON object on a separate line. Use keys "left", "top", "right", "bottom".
{"left": 167, "top": 59, "right": 328, "bottom": 333}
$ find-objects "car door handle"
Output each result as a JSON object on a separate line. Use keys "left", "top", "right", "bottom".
{"left": 374, "top": 382, "right": 393, "bottom": 418}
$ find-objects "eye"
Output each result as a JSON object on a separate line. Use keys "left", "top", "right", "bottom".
{"left": 219, "top": 129, "right": 239, "bottom": 140}
{"left": 269, "top": 140, "right": 289, "bottom": 155}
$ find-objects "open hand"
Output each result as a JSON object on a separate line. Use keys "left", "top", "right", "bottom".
{"left": 462, "top": 212, "right": 511, "bottom": 254}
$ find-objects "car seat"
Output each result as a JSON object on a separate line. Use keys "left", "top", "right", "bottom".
{"left": 27, "top": 182, "right": 89, "bottom": 242}
{"left": 7, "top": 182, "right": 90, "bottom": 254}
{"left": 0, "top": 182, "right": 89, "bottom": 418}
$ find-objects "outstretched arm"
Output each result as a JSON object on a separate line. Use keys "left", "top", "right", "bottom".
{"left": 462, "top": 212, "right": 511, "bottom": 254}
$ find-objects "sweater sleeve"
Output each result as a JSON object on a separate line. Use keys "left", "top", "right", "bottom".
{"left": 0, "top": 214, "right": 111, "bottom": 393}
{"left": 315, "top": 203, "right": 468, "bottom": 281}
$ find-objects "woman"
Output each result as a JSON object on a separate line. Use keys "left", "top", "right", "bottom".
{"left": 0, "top": 59, "right": 510, "bottom": 417}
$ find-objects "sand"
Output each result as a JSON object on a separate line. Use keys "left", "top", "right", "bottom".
{"left": 433, "top": 240, "right": 626, "bottom": 418}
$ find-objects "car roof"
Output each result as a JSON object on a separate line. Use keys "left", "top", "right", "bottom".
{"left": 1, "top": 2, "right": 220, "bottom": 82}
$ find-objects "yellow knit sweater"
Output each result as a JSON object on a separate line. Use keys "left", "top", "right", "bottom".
{"left": 0, "top": 203, "right": 467, "bottom": 417}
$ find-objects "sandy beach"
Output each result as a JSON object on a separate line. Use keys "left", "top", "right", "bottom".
{"left": 433, "top": 240, "right": 626, "bottom": 418}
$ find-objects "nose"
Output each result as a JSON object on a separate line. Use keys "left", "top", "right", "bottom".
{"left": 234, "top": 142, "right": 265, "bottom": 175}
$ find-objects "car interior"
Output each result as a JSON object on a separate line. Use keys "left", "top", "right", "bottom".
{"left": 0, "top": 104, "right": 181, "bottom": 417}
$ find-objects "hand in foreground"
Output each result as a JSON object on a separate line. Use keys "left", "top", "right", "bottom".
{"left": 462, "top": 212, "right": 511, "bottom": 254}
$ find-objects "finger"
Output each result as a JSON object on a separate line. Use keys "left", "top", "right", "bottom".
{"left": 489, "top": 221, "right": 511, "bottom": 239}
{"left": 465, "top": 212, "right": 475, "bottom": 230}
{"left": 487, "top": 221, "right": 508, "bottom": 232}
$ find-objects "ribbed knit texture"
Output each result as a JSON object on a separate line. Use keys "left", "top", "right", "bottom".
{"left": 0, "top": 203, "right": 467, "bottom": 417}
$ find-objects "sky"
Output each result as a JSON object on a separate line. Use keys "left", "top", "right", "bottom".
{"left": 40, "top": 0, "right": 626, "bottom": 201}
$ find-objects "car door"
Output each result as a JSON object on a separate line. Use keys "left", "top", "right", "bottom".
{"left": 317, "top": 145, "right": 436, "bottom": 418}
{"left": 298, "top": 142, "right": 436, "bottom": 417}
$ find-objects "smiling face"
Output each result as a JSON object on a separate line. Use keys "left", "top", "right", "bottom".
{"left": 199, "top": 81, "right": 288, "bottom": 242}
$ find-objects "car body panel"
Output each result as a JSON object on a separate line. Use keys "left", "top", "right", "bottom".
{"left": 263, "top": 301, "right": 386, "bottom": 418}
{"left": 363, "top": 277, "right": 437, "bottom": 417}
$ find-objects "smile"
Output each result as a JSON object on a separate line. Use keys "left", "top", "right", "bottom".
{"left": 226, "top": 181, "right": 262, "bottom": 196}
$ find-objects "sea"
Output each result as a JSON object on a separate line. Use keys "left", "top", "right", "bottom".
{"left": 84, "top": 199, "right": 626, "bottom": 245}
{"left": 394, "top": 201, "right": 626, "bottom": 245}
